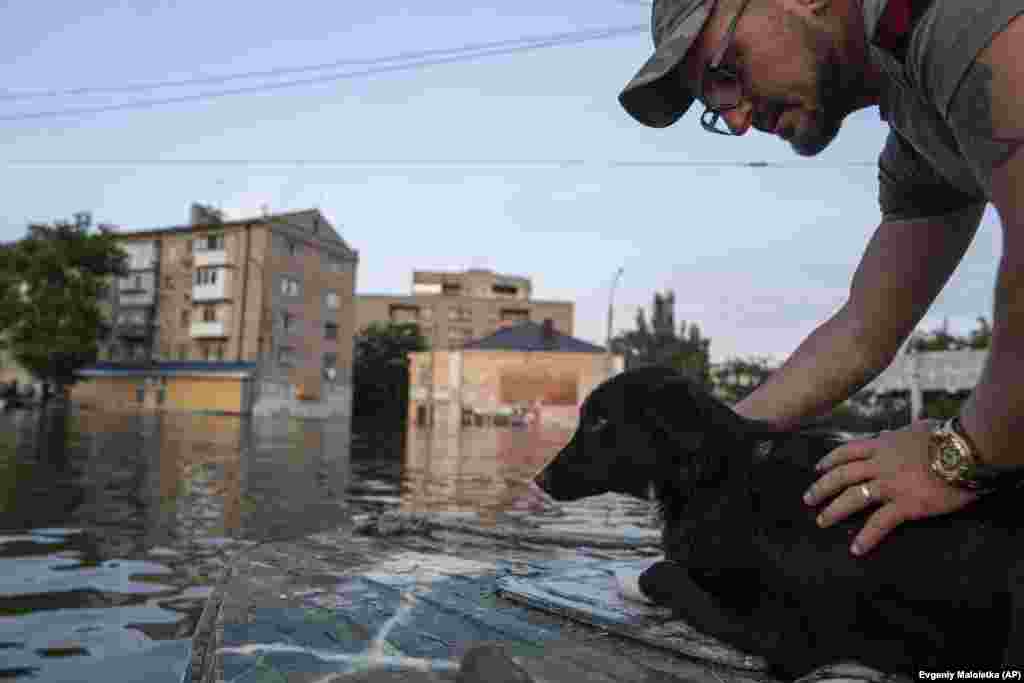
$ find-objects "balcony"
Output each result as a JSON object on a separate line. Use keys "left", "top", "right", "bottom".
{"left": 192, "top": 272, "right": 230, "bottom": 302}
{"left": 119, "top": 290, "right": 156, "bottom": 306}
{"left": 117, "top": 323, "right": 153, "bottom": 340}
{"left": 193, "top": 249, "right": 229, "bottom": 269}
{"left": 190, "top": 321, "right": 227, "bottom": 338}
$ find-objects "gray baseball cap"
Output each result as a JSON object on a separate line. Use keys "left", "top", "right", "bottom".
{"left": 619, "top": 0, "right": 713, "bottom": 128}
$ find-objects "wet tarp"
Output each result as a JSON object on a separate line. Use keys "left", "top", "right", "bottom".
{"left": 217, "top": 552, "right": 772, "bottom": 681}
{"left": 495, "top": 558, "right": 769, "bottom": 672}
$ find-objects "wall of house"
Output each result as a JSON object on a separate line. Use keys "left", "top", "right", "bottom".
{"left": 71, "top": 377, "right": 145, "bottom": 411}
{"left": 165, "top": 376, "right": 245, "bottom": 414}
{"left": 355, "top": 294, "right": 574, "bottom": 350}
{"left": 408, "top": 350, "right": 623, "bottom": 430}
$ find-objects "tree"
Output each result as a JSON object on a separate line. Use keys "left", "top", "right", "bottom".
{"left": 966, "top": 316, "right": 992, "bottom": 349}
{"left": 711, "top": 356, "right": 775, "bottom": 404}
{"left": 0, "top": 214, "right": 128, "bottom": 394}
{"left": 352, "top": 322, "right": 428, "bottom": 421}
{"left": 609, "top": 291, "right": 712, "bottom": 389}
{"left": 908, "top": 316, "right": 991, "bottom": 352}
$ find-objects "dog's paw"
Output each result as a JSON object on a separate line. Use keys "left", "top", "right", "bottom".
{"left": 615, "top": 568, "right": 656, "bottom": 604}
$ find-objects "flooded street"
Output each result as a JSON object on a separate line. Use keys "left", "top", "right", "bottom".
{"left": 0, "top": 406, "right": 657, "bottom": 681}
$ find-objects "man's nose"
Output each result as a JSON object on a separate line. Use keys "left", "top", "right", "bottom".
{"left": 721, "top": 101, "right": 753, "bottom": 136}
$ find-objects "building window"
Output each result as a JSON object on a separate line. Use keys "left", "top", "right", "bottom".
{"left": 134, "top": 275, "right": 143, "bottom": 290}
{"left": 389, "top": 305, "right": 419, "bottom": 324}
{"left": 203, "top": 306, "right": 216, "bottom": 322}
{"left": 181, "top": 310, "right": 190, "bottom": 328}
{"left": 420, "top": 306, "right": 434, "bottom": 322}
{"left": 492, "top": 284, "right": 518, "bottom": 296}
{"left": 287, "top": 239, "right": 298, "bottom": 256}
{"left": 118, "top": 310, "right": 146, "bottom": 326}
{"left": 442, "top": 283, "right": 461, "bottom": 296}
{"left": 325, "top": 291, "right": 340, "bottom": 310}
{"left": 448, "top": 305, "right": 472, "bottom": 323}
{"left": 447, "top": 326, "right": 473, "bottom": 348}
{"left": 195, "top": 268, "right": 218, "bottom": 285}
{"left": 281, "top": 312, "right": 296, "bottom": 332}
{"left": 278, "top": 346, "right": 296, "bottom": 366}
{"left": 500, "top": 308, "right": 530, "bottom": 325}
{"left": 280, "top": 276, "right": 300, "bottom": 297}
{"left": 324, "top": 322, "right": 338, "bottom": 340}
{"left": 164, "top": 275, "right": 174, "bottom": 290}
{"left": 194, "top": 234, "right": 225, "bottom": 251}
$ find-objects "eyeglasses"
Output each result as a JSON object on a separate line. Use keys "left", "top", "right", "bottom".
{"left": 699, "top": 0, "right": 753, "bottom": 135}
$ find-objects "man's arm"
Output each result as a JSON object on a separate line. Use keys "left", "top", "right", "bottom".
{"left": 948, "top": 17, "right": 1024, "bottom": 470}
{"left": 735, "top": 206, "right": 984, "bottom": 429}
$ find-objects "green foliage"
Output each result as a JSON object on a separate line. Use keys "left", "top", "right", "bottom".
{"left": 352, "top": 322, "right": 428, "bottom": 420}
{"left": 909, "top": 316, "right": 991, "bottom": 352}
{"left": 609, "top": 291, "right": 712, "bottom": 389}
{"left": 0, "top": 214, "right": 128, "bottom": 391}
{"left": 711, "top": 356, "right": 775, "bottom": 404}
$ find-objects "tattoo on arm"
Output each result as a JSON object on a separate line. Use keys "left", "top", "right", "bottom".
{"left": 950, "top": 61, "right": 1024, "bottom": 176}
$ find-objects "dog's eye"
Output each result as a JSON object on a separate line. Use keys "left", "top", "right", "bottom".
{"left": 586, "top": 417, "right": 608, "bottom": 433}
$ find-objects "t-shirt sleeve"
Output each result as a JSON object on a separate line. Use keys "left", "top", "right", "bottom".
{"left": 877, "top": 129, "right": 984, "bottom": 222}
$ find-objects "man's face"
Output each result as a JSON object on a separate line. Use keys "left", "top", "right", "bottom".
{"left": 685, "top": 0, "right": 861, "bottom": 156}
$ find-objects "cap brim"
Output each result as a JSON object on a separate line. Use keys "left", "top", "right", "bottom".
{"left": 618, "top": 2, "right": 711, "bottom": 128}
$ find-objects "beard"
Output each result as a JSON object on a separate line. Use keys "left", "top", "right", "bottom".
{"left": 788, "top": 53, "right": 848, "bottom": 156}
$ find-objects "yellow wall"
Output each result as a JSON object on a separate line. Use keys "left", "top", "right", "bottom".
{"left": 72, "top": 374, "right": 247, "bottom": 414}
{"left": 165, "top": 376, "right": 244, "bottom": 414}
{"left": 72, "top": 377, "right": 145, "bottom": 411}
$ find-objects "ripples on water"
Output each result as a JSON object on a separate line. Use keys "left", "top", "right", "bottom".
{"left": 0, "top": 407, "right": 658, "bottom": 681}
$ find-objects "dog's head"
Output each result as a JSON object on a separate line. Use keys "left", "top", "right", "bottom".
{"left": 534, "top": 366, "right": 778, "bottom": 502}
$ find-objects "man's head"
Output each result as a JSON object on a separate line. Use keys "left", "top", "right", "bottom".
{"left": 620, "top": 0, "right": 876, "bottom": 156}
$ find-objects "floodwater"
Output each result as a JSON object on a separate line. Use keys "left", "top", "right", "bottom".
{"left": 0, "top": 405, "right": 658, "bottom": 681}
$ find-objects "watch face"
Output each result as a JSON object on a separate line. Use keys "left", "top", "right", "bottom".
{"left": 940, "top": 444, "right": 961, "bottom": 470}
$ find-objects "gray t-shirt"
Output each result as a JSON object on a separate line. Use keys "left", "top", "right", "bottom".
{"left": 864, "top": 0, "right": 1024, "bottom": 221}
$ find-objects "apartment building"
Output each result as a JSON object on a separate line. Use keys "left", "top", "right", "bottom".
{"left": 356, "top": 269, "right": 573, "bottom": 349}
{"left": 75, "top": 204, "right": 359, "bottom": 415}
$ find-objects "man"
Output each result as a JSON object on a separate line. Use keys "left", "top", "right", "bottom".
{"left": 618, "top": 0, "right": 1024, "bottom": 555}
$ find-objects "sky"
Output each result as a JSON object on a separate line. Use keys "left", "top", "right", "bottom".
{"left": 0, "top": 0, "right": 1004, "bottom": 363}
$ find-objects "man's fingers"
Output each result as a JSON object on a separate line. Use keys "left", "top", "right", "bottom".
{"left": 814, "top": 439, "right": 877, "bottom": 472}
{"left": 813, "top": 478, "right": 879, "bottom": 527}
{"left": 804, "top": 459, "right": 873, "bottom": 506}
{"left": 851, "top": 503, "right": 906, "bottom": 556}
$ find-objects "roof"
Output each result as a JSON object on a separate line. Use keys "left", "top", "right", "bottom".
{"left": 77, "top": 361, "right": 257, "bottom": 378}
{"left": 462, "top": 321, "right": 605, "bottom": 353}
{"left": 115, "top": 208, "right": 357, "bottom": 259}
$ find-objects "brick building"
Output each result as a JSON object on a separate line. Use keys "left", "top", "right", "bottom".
{"left": 408, "top": 319, "right": 624, "bottom": 431}
{"left": 356, "top": 269, "right": 573, "bottom": 349}
{"left": 72, "top": 204, "right": 359, "bottom": 416}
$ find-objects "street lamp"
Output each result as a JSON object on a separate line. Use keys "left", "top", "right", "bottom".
{"left": 606, "top": 267, "right": 624, "bottom": 378}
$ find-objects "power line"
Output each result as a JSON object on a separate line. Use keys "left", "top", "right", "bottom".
{"left": 0, "top": 26, "right": 644, "bottom": 103}
{"left": 0, "top": 24, "right": 644, "bottom": 123}
{"left": 3, "top": 158, "right": 876, "bottom": 169}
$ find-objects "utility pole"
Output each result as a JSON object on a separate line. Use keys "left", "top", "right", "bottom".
{"left": 606, "top": 267, "right": 624, "bottom": 378}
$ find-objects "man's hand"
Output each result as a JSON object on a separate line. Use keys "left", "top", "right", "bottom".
{"left": 802, "top": 420, "right": 979, "bottom": 556}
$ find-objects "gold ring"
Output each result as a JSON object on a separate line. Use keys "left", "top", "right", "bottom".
{"left": 859, "top": 483, "right": 871, "bottom": 501}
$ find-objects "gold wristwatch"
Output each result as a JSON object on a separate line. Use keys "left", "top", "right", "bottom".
{"left": 929, "top": 416, "right": 1024, "bottom": 493}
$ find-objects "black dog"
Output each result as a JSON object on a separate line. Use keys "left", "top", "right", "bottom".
{"left": 534, "top": 367, "right": 1022, "bottom": 678}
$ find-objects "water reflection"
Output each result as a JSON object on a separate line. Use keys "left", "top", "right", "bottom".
{"left": 398, "top": 425, "right": 660, "bottom": 539}
{"left": 0, "top": 405, "right": 352, "bottom": 681}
